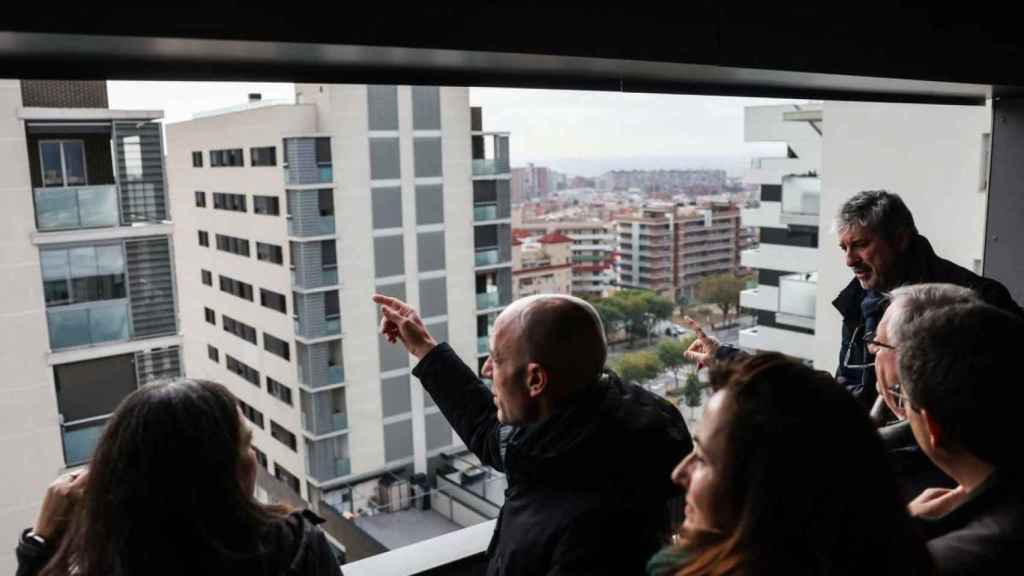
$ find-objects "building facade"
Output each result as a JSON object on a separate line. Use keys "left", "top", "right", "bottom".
{"left": 0, "top": 80, "right": 180, "bottom": 573}
{"left": 511, "top": 232, "right": 573, "bottom": 298}
{"left": 166, "top": 85, "right": 511, "bottom": 512}
{"left": 515, "top": 221, "right": 617, "bottom": 298}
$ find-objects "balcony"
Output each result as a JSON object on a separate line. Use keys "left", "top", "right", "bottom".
{"left": 284, "top": 137, "right": 333, "bottom": 185}
{"left": 777, "top": 272, "right": 817, "bottom": 329}
{"left": 342, "top": 519, "right": 494, "bottom": 576}
{"left": 780, "top": 175, "right": 821, "bottom": 227}
{"left": 472, "top": 159, "right": 511, "bottom": 176}
{"left": 741, "top": 245, "right": 818, "bottom": 274}
{"left": 475, "top": 249, "right": 501, "bottom": 267}
{"left": 47, "top": 300, "right": 130, "bottom": 350}
{"left": 287, "top": 189, "right": 336, "bottom": 237}
{"left": 34, "top": 184, "right": 119, "bottom": 231}
{"left": 739, "top": 326, "right": 816, "bottom": 363}
{"left": 473, "top": 204, "right": 498, "bottom": 222}
{"left": 471, "top": 132, "right": 510, "bottom": 178}
{"left": 740, "top": 285, "right": 779, "bottom": 312}
{"left": 305, "top": 435, "right": 351, "bottom": 483}
{"left": 297, "top": 340, "right": 345, "bottom": 389}
{"left": 294, "top": 292, "right": 342, "bottom": 340}
{"left": 301, "top": 387, "right": 348, "bottom": 436}
{"left": 476, "top": 290, "right": 500, "bottom": 310}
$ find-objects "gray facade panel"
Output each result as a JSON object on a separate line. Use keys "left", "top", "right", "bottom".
{"left": 374, "top": 235, "right": 405, "bottom": 278}
{"left": 416, "top": 184, "right": 444, "bottom": 225}
{"left": 412, "top": 86, "right": 442, "bottom": 130}
{"left": 420, "top": 277, "right": 448, "bottom": 318}
{"left": 384, "top": 419, "right": 414, "bottom": 462}
{"left": 413, "top": 138, "right": 443, "bottom": 178}
{"left": 426, "top": 411, "right": 453, "bottom": 450}
{"left": 368, "top": 85, "right": 399, "bottom": 131}
{"left": 372, "top": 187, "right": 403, "bottom": 229}
{"left": 378, "top": 332, "right": 409, "bottom": 371}
{"left": 370, "top": 138, "right": 401, "bottom": 181}
{"left": 381, "top": 374, "right": 412, "bottom": 418}
{"left": 417, "top": 231, "right": 446, "bottom": 272}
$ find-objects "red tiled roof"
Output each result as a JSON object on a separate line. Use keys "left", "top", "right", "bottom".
{"left": 539, "top": 232, "right": 573, "bottom": 244}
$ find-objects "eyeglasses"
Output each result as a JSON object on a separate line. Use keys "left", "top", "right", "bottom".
{"left": 843, "top": 326, "right": 897, "bottom": 370}
{"left": 887, "top": 384, "right": 909, "bottom": 413}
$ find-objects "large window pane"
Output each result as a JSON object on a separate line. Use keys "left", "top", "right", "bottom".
{"left": 54, "top": 353, "right": 137, "bottom": 422}
{"left": 41, "top": 249, "right": 70, "bottom": 280}
{"left": 35, "top": 188, "right": 78, "bottom": 229}
{"left": 63, "top": 419, "right": 108, "bottom": 466}
{"left": 40, "top": 142, "right": 64, "bottom": 186}
{"left": 62, "top": 141, "right": 87, "bottom": 185}
{"left": 96, "top": 245, "right": 125, "bottom": 274}
{"left": 69, "top": 246, "right": 98, "bottom": 278}
{"left": 122, "top": 136, "right": 143, "bottom": 180}
{"left": 47, "top": 308, "right": 90, "bottom": 349}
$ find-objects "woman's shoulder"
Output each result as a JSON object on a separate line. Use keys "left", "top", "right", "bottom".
{"left": 646, "top": 544, "right": 691, "bottom": 576}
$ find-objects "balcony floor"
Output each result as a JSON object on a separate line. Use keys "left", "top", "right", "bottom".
{"left": 355, "top": 508, "right": 463, "bottom": 550}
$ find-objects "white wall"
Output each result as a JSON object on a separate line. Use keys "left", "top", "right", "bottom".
{"left": 814, "top": 101, "right": 991, "bottom": 369}
{"left": 0, "top": 79, "right": 65, "bottom": 576}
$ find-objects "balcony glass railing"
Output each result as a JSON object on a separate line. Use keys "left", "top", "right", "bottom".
{"left": 782, "top": 175, "right": 821, "bottom": 216}
{"left": 476, "top": 291, "right": 500, "bottom": 310}
{"left": 327, "top": 365, "right": 344, "bottom": 384}
{"left": 472, "top": 158, "right": 510, "bottom": 176}
{"left": 47, "top": 300, "right": 130, "bottom": 350}
{"left": 62, "top": 417, "right": 109, "bottom": 466}
{"left": 474, "top": 204, "right": 499, "bottom": 221}
{"left": 335, "top": 458, "right": 351, "bottom": 478}
{"left": 477, "top": 335, "right": 490, "bottom": 355}
{"left": 779, "top": 272, "right": 818, "bottom": 318}
{"left": 475, "top": 249, "right": 500, "bottom": 267}
{"left": 332, "top": 412, "right": 348, "bottom": 431}
{"left": 288, "top": 215, "right": 336, "bottom": 237}
{"left": 35, "top": 185, "right": 119, "bottom": 231}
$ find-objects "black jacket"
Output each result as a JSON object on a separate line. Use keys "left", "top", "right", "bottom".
{"left": 919, "top": 469, "right": 1024, "bottom": 575}
{"left": 15, "top": 510, "right": 343, "bottom": 576}
{"left": 413, "top": 343, "right": 693, "bottom": 576}
{"left": 833, "top": 234, "right": 1024, "bottom": 409}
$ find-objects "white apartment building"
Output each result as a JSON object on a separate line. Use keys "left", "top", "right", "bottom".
{"left": 166, "top": 85, "right": 512, "bottom": 510}
{"left": 739, "top": 101, "right": 991, "bottom": 368}
{"left": 0, "top": 80, "right": 180, "bottom": 574}
{"left": 738, "top": 104, "right": 823, "bottom": 362}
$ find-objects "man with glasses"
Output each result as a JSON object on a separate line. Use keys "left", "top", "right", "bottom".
{"left": 833, "top": 190, "right": 1023, "bottom": 413}
{"left": 892, "top": 290, "right": 1024, "bottom": 574}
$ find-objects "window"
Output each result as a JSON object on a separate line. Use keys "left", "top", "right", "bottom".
{"left": 263, "top": 332, "right": 290, "bottom": 361}
{"left": 39, "top": 140, "right": 87, "bottom": 187}
{"left": 253, "top": 195, "right": 280, "bottom": 215}
{"left": 201, "top": 269, "right": 212, "bottom": 286}
{"left": 204, "top": 307, "right": 216, "bottom": 325}
{"left": 41, "top": 245, "right": 126, "bottom": 307}
{"left": 271, "top": 421, "right": 297, "bottom": 451}
{"left": 318, "top": 189, "right": 334, "bottom": 217}
{"left": 192, "top": 151, "right": 203, "bottom": 167}
{"left": 210, "top": 148, "right": 244, "bottom": 167}
{"left": 198, "top": 230, "right": 209, "bottom": 247}
{"left": 227, "top": 355, "right": 260, "bottom": 387}
{"left": 207, "top": 344, "right": 219, "bottom": 363}
{"left": 274, "top": 463, "right": 300, "bottom": 493}
{"left": 213, "top": 192, "right": 247, "bottom": 212}
{"left": 219, "top": 275, "right": 253, "bottom": 301}
{"left": 321, "top": 240, "right": 337, "bottom": 268}
{"left": 257, "top": 242, "right": 283, "bottom": 265}
{"left": 315, "top": 138, "right": 332, "bottom": 166}
{"left": 267, "top": 377, "right": 293, "bottom": 406}
{"left": 260, "top": 288, "right": 287, "bottom": 314}
{"left": 238, "top": 398, "right": 264, "bottom": 428}
{"left": 253, "top": 446, "right": 268, "bottom": 470}
{"left": 216, "top": 233, "right": 251, "bottom": 257}
{"left": 195, "top": 190, "right": 206, "bottom": 207}
{"left": 250, "top": 146, "right": 277, "bottom": 166}
{"left": 325, "top": 289, "right": 340, "bottom": 319}
{"left": 54, "top": 354, "right": 138, "bottom": 465}
{"left": 123, "top": 136, "right": 143, "bottom": 180}
{"left": 223, "top": 315, "right": 257, "bottom": 345}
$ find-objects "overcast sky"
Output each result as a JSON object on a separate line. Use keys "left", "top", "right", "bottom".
{"left": 108, "top": 81, "right": 801, "bottom": 177}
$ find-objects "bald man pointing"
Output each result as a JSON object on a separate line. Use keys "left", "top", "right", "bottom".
{"left": 374, "top": 293, "right": 692, "bottom": 576}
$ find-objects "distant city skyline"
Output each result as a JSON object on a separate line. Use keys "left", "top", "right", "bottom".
{"left": 107, "top": 81, "right": 801, "bottom": 178}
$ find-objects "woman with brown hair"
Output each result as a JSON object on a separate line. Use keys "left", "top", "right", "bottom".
{"left": 648, "top": 353, "right": 934, "bottom": 576}
{"left": 15, "top": 379, "right": 342, "bottom": 576}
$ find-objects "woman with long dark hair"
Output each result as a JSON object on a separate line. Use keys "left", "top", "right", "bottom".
{"left": 648, "top": 353, "right": 935, "bottom": 576}
{"left": 15, "top": 379, "right": 342, "bottom": 576}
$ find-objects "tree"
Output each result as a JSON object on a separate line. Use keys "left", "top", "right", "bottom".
{"left": 696, "top": 274, "right": 748, "bottom": 324}
{"left": 682, "top": 372, "right": 704, "bottom": 419}
{"left": 592, "top": 299, "right": 625, "bottom": 342}
{"left": 656, "top": 338, "right": 689, "bottom": 390}
{"left": 613, "top": 351, "right": 663, "bottom": 387}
